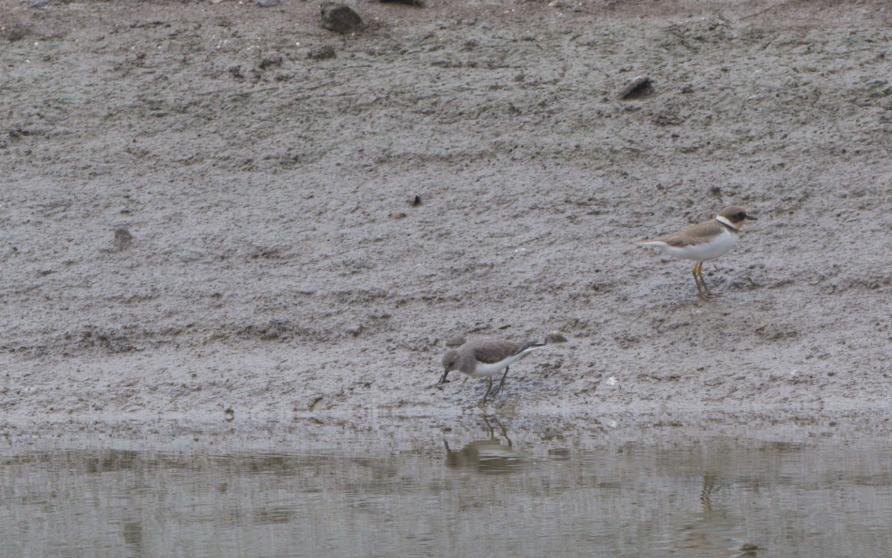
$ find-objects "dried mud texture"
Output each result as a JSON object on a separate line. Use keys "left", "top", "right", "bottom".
{"left": 1, "top": 0, "right": 891, "bottom": 445}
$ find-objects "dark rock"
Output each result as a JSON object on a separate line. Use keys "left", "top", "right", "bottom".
{"left": 410, "top": 195, "right": 422, "bottom": 206}
{"left": 224, "top": 407, "right": 235, "bottom": 422}
{"left": 2, "top": 23, "right": 30, "bottom": 42}
{"left": 258, "top": 53, "right": 283, "bottom": 70}
{"left": 546, "top": 331, "right": 568, "bottom": 344}
{"left": 227, "top": 65, "right": 243, "bottom": 79}
{"left": 380, "top": 0, "right": 423, "bottom": 5}
{"left": 307, "top": 45, "right": 336, "bottom": 60}
{"left": 113, "top": 228, "right": 133, "bottom": 252}
{"left": 320, "top": 2, "right": 363, "bottom": 34}
{"left": 619, "top": 75, "right": 654, "bottom": 100}
{"left": 308, "top": 395, "right": 323, "bottom": 411}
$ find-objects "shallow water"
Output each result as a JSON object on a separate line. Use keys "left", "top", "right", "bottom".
{"left": 3, "top": 428, "right": 892, "bottom": 558}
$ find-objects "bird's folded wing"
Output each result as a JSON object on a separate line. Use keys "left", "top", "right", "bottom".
{"left": 472, "top": 340, "right": 520, "bottom": 364}
{"left": 655, "top": 220, "right": 723, "bottom": 247}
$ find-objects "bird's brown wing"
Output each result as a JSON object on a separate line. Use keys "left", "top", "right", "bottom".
{"left": 655, "top": 219, "right": 724, "bottom": 247}
{"left": 471, "top": 339, "right": 520, "bottom": 364}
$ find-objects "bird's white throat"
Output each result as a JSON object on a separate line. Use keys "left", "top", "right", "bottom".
{"left": 715, "top": 215, "right": 739, "bottom": 230}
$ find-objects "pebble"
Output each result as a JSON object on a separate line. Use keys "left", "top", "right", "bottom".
{"left": 546, "top": 331, "right": 568, "bottom": 344}
{"left": 410, "top": 195, "right": 422, "bottom": 207}
{"left": 113, "top": 228, "right": 133, "bottom": 252}
{"left": 619, "top": 75, "right": 654, "bottom": 100}
{"left": 390, "top": 211, "right": 407, "bottom": 219}
{"left": 307, "top": 45, "right": 336, "bottom": 60}
{"left": 258, "top": 53, "right": 283, "bottom": 70}
{"left": 320, "top": 2, "right": 363, "bottom": 34}
{"left": 256, "top": 0, "right": 280, "bottom": 6}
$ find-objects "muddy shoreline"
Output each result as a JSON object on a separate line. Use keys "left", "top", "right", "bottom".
{"left": 2, "top": 0, "right": 891, "bottom": 448}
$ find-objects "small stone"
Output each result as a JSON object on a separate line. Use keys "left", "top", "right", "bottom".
{"left": 410, "top": 195, "right": 422, "bottom": 207}
{"left": 112, "top": 228, "right": 133, "bottom": 252}
{"left": 346, "top": 324, "right": 363, "bottom": 337}
{"left": 30, "top": 0, "right": 51, "bottom": 8}
{"left": 307, "top": 45, "right": 336, "bottom": 60}
{"left": 380, "top": 0, "right": 423, "bottom": 5}
{"left": 2, "top": 23, "right": 30, "bottom": 42}
{"left": 258, "top": 53, "right": 283, "bottom": 70}
{"left": 256, "top": 0, "right": 280, "bottom": 6}
{"left": 390, "top": 211, "right": 407, "bottom": 219}
{"left": 445, "top": 336, "right": 465, "bottom": 347}
{"left": 619, "top": 75, "right": 654, "bottom": 100}
{"left": 546, "top": 331, "right": 568, "bottom": 344}
{"left": 227, "top": 65, "right": 243, "bottom": 79}
{"left": 740, "top": 542, "right": 759, "bottom": 554}
{"left": 223, "top": 407, "right": 235, "bottom": 422}
{"left": 320, "top": 2, "right": 363, "bottom": 34}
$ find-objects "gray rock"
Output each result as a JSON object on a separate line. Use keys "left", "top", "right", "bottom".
{"left": 258, "top": 53, "right": 283, "bottom": 70}
{"left": 619, "top": 75, "right": 653, "bottom": 100}
{"left": 113, "top": 228, "right": 133, "bottom": 252}
{"left": 546, "top": 331, "right": 568, "bottom": 344}
{"left": 321, "top": 2, "right": 363, "bottom": 34}
{"left": 256, "top": 0, "right": 280, "bottom": 6}
{"left": 307, "top": 45, "right": 336, "bottom": 60}
{"left": 445, "top": 335, "right": 465, "bottom": 347}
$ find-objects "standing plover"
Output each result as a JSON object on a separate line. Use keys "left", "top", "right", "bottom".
{"left": 639, "top": 206, "right": 756, "bottom": 299}
{"left": 438, "top": 337, "right": 545, "bottom": 402}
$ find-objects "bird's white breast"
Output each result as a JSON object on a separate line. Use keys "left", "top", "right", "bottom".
{"left": 471, "top": 352, "right": 526, "bottom": 378}
{"left": 666, "top": 229, "right": 738, "bottom": 261}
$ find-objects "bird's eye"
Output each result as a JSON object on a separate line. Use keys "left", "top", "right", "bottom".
{"left": 736, "top": 212, "right": 746, "bottom": 220}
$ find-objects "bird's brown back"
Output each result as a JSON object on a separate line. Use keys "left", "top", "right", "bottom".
{"left": 654, "top": 219, "right": 728, "bottom": 248}
{"left": 468, "top": 339, "right": 521, "bottom": 364}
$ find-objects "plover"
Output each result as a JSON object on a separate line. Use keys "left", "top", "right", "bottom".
{"left": 438, "top": 337, "right": 545, "bottom": 402}
{"left": 639, "top": 206, "right": 756, "bottom": 299}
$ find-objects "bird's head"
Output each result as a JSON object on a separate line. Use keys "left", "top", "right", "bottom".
{"left": 718, "top": 206, "right": 756, "bottom": 229}
{"left": 438, "top": 350, "right": 461, "bottom": 385}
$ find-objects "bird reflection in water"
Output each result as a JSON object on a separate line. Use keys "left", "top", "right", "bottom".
{"left": 443, "top": 415, "right": 525, "bottom": 474}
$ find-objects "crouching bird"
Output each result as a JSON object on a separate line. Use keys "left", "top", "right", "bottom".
{"left": 438, "top": 337, "right": 545, "bottom": 403}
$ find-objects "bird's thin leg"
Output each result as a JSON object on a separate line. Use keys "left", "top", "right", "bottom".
{"left": 481, "top": 377, "right": 493, "bottom": 403}
{"left": 698, "top": 262, "right": 714, "bottom": 300}
{"left": 692, "top": 262, "right": 705, "bottom": 296}
{"left": 494, "top": 366, "right": 510, "bottom": 397}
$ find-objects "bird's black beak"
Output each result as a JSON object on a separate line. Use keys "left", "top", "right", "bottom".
{"left": 437, "top": 370, "right": 450, "bottom": 386}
